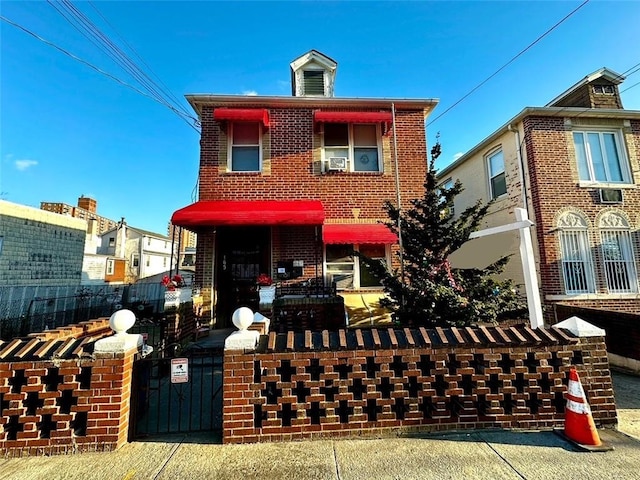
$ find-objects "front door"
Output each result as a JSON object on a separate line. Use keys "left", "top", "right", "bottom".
{"left": 215, "top": 226, "right": 270, "bottom": 326}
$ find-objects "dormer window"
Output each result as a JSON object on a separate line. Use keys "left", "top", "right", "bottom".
{"left": 593, "top": 85, "right": 615, "bottom": 95}
{"left": 290, "top": 50, "right": 337, "bottom": 97}
{"left": 303, "top": 70, "right": 325, "bottom": 96}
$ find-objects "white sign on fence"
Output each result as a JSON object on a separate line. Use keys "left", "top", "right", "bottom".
{"left": 170, "top": 358, "right": 189, "bottom": 384}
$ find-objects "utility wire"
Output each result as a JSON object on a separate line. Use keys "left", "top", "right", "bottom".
{"left": 47, "top": 0, "right": 196, "bottom": 125}
{"left": 87, "top": 0, "right": 189, "bottom": 117}
{"left": 428, "top": 0, "right": 591, "bottom": 126}
{"left": 0, "top": 13, "right": 199, "bottom": 133}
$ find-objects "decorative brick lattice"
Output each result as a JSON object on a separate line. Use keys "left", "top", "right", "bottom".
{"left": 223, "top": 325, "right": 616, "bottom": 444}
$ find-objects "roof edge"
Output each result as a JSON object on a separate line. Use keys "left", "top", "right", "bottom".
{"left": 438, "top": 106, "right": 640, "bottom": 177}
{"left": 185, "top": 94, "right": 439, "bottom": 117}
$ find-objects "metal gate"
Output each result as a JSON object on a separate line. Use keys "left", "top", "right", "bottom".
{"left": 129, "top": 348, "right": 223, "bottom": 439}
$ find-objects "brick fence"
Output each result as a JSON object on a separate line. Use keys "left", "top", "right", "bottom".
{"left": 0, "top": 318, "right": 136, "bottom": 457}
{"left": 223, "top": 325, "right": 615, "bottom": 443}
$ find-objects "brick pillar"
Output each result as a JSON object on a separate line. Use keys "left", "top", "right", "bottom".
{"left": 89, "top": 349, "right": 137, "bottom": 450}
{"left": 91, "top": 310, "right": 142, "bottom": 451}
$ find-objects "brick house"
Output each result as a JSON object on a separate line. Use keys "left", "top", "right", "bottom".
{"left": 172, "top": 50, "right": 438, "bottom": 326}
{"left": 439, "top": 68, "right": 640, "bottom": 321}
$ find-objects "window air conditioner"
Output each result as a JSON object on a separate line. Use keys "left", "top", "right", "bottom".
{"left": 599, "top": 188, "right": 623, "bottom": 204}
{"left": 327, "top": 157, "right": 347, "bottom": 171}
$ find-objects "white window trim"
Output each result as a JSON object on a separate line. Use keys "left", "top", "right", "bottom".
{"left": 227, "top": 122, "right": 263, "bottom": 172}
{"left": 322, "top": 123, "right": 383, "bottom": 173}
{"left": 324, "top": 244, "right": 390, "bottom": 290}
{"left": 572, "top": 129, "right": 631, "bottom": 185}
{"left": 486, "top": 148, "right": 506, "bottom": 200}
{"left": 106, "top": 259, "right": 115, "bottom": 276}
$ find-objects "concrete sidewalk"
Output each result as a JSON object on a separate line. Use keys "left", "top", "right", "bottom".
{"left": 1, "top": 371, "right": 638, "bottom": 480}
{"left": 2, "top": 429, "right": 638, "bottom": 480}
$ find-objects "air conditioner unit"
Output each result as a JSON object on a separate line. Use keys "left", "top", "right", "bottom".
{"left": 326, "top": 157, "right": 348, "bottom": 171}
{"left": 599, "top": 188, "right": 623, "bottom": 204}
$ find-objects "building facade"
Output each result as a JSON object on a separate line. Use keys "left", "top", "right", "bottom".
{"left": 41, "top": 196, "right": 117, "bottom": 235}
{"left": 0, "top": 200, "right": 87, "bottom": 286}
{"left": 99, "top": 222, "right": 173, "bottom": 284}
{"left": 439, "top": 68, "right": 640, "bottom": 320}
{"left": 172, "top": 50, "right": 438, "bottom": 325}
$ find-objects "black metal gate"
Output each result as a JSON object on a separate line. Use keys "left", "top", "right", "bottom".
{"left": 129, "top": 348, "right": 223, "bottom": 440}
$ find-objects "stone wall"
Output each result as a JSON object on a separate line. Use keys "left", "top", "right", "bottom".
{"left": 222, "top": 325, "right": 615, "bottom": 443}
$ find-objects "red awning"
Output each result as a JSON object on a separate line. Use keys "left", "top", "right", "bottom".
{"left": 314, "top": 111, "right": 393, "bottom": 124}
{"left": 323, "top": 224, "right": 397, "bottom": 244}
{"left": 171, "top": 200, "right": 324, "bottom": 228}
{"left": 213, "top": 108, "right": 270, "bottom": 126}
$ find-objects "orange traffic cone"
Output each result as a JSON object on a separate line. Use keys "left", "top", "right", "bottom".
{"left": 556, "top": 368, "right": 612, "bottom": 451}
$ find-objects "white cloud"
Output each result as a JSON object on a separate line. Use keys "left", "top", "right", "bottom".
{"left": 15, "top": 159, "right": 38, "bottom": 171}
{"left": 243, "top": 90, "right": 258, "bottom": 96}
{"left": 452, "top": 152, "right": 464, "bottom": 161}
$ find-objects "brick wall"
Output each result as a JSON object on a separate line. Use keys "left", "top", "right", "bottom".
{"left": 222, "top": 325, "right": 615, "bottom": 443}
{"left": 271, "top": 297, "right": 346, "bottom": 333}
{"left": 194, "top": 106, "right": 429, "bottom": 321}
{"left": 0, "top": 319, "right": 136, "bottom": 457}
{"left": 523, "top": 116, "right": 640, "bottom": 318}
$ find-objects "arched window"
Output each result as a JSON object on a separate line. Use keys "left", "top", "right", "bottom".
{"left": 557, "top": 212, "right": 595, "bottom": 294}
{"left": 598, "top": 212, "right": 638, "bottom": 293}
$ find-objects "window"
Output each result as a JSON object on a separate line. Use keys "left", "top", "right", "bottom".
{"left": 303, "top": 70, "right": 324, "bottom": 96}
{"left": 146, "top": 257, "right": 150, "bottom": 267}
{"left": 557, "top": 212, "right": 595, "bottom": 294}
{"left": 108, "top": 237, "right": 115, "bottom": 247}
{"left": 593, "top": 85, "right": 615, "bottom": 95}
{"left": 599, "top": 212, "right": 638, "bottom": 293}
{"left": 323, "top": 123, "right": 381, "bottom": 172}
{"left": 163, "top": 257, "right": 167, "bottom": 268}
{"left": 440, "top": 178, "right": 455, "bottom": 217}
{"left": 487, "top": 149, "right": 506, "bottom": 199}
{"left": 147, "top": 237, "right": 151, "bottom": 246}
{"left": 131, "top": 254, "right": 140, "bottom": 268}
{"left": 229, "top": 122, "right": 261, "bottom": 171}
{"left": 325, "top": 244, "right": 387, "bottom": 289}
{"left": 106, "top": 259, "right": 115, "bottom": 276}
{"left": 573, "top": 130, "right": 629, "bottom": 183}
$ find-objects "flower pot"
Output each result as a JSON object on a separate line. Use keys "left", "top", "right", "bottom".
{"left": 258, "top": 285, "right": 276, "bottom": 307}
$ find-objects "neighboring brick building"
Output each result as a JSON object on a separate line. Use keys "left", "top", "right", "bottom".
{"left": 172, "top": 50, "right": 438, "bottom": 325}
{"left": 41, "top": 196, "right": 117, "bottom": 235}
{"left": 439, "top": 68, "right": 640, "bottom": 320}
{"left": 0, "top": 200, "right": 87, "bottom": 286}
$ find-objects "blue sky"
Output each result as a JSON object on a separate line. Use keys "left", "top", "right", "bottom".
{"left": 2, "top": 1, "right": 639, "bottom": 234}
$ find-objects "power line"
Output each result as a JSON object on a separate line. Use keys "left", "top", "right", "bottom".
{"left": 46, "top": 0, "right": 197, "bottom": 126}
{"left": 428, "top": 0, "right": 591, "bottom": 126}
{"left": 87, "top": 0, "right": 188, "bottom": 116}
{"left": 0, "top": 13, "right": 199, "bottom": 133}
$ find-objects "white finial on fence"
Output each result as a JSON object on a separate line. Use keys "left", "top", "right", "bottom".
{"left": 109, "top": 309, "right": 136, "bottom": 336}
{"left": 94, "top": 309, "right": 143, "bottom": 353}
{"left": 225, "top": 307, "right": 260, "bottom": 351}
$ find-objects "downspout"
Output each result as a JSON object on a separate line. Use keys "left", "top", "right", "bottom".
{"left": 391, "top": 103, "right": 405, "bottom": 301}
